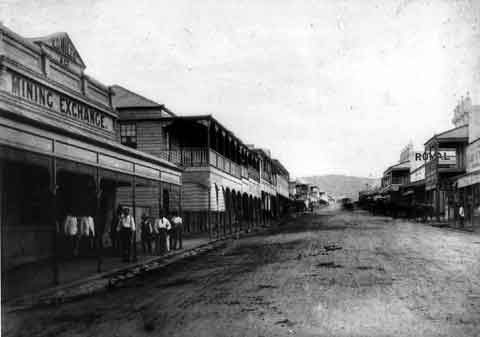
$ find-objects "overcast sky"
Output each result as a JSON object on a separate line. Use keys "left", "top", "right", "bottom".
{"left": 2, "top": 0, "right": 479, "bottom": 178}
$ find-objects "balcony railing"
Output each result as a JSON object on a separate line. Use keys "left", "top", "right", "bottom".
{"left": 261, "top": 171, "right": 275, "bottom": 185}
{"left": 209, "top": 149, "right": 241, "bottom": 178}
{"left": 391, "top": 176, "right": 409, "bottom": 185}
{"left": 424, "top": 149, "right": 464, "bottom": 171}
{"left": 158, "top": 148, "right": 208, "bottom": 167}
{"left": 159, "top": 148, "right": 243, "bottom": 179}
{"left": 241, "top": 166, "right": 249, "bottom": 179}
{"left": 248, "top": 167, "right": 260, "bottom": 182}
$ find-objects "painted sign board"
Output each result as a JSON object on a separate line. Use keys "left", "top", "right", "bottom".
{"left": 466, "top": 141, "right": 480, "bottom": 173}
{"left": 6, "top": 71, "right": 114, "bottom": 133}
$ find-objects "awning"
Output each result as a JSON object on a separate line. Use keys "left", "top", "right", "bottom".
{"left": 401, "top": 179, "right": 426, "bottom": 189}
{"left": 380, "top": 184, "right": 400, "bottom": 194}
{"left": 456, "top": 170, "right": 480, "bottom": 188}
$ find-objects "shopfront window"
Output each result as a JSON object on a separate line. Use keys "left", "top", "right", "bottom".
{"left": 473, "top": 183, "right": 480, "bottom": 227}
{"left": 1, "top": 146, "right": 53, "bottom": 269}
{"left": 161, "top": 183, "right": 180, "bottom": 216}
{"left": 1, "top": 147, "right": 57, "bottom": 300}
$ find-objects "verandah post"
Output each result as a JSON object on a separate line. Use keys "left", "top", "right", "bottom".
{"left": 132, "top": 174, "right": 137, "bottom": 262}
{"left": 207, "top": 118, "right": 212, "bottom": 241}
{"left": 50, "top": 155, "right": 59, "bottom": 285}
{"left": 95, "top": 167, "right": 102, "bottom": 273}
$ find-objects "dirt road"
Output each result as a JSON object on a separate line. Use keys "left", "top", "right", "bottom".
{"left": 4, "top": 206, "right": 480, "bottom": 337}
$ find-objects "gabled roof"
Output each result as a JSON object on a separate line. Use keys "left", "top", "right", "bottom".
{"left": 384, "top": 160, "right": 410, "bottom": 175}
{"left": 29, "top": 32, "right": 86, "bottom": 68}
{"left": 424, "top": 125, "right": 468, "bottom": 145}
{"left": 112, "top": 85, "right": 167, "bottom": 109}
{"left": 272, "top": 159, "right": 289, "bottom": 176}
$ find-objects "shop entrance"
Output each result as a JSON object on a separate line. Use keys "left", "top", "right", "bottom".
{"left": 56, "top": 160, "right": 97, "bottom": 258}
{"left": 1, "top": 152, "right": 53, "bottom": 269}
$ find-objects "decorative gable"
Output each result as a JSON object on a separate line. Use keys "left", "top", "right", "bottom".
{"left": 30, "top": 32, "right": 86, "bottom": 70}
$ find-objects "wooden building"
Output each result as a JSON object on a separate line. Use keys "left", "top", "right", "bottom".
{"left": 399, "top": 145, "right": 426, "bottom": 208}
{"left": 401, "top": 163, "right": 426, "bottom": 207}
{"left": 0, "top": 25, "right": 182, "bottom": 287}
{"left": 380, "top": 161, "right": 410, "bottom": 202}
{"left": 424, "top": 126, "right": 468, "bottom": 221}
{"left": 112, "top": 86, "right": 292, "bottom": 236}
{"left": 452, "top": 104, "right": 480, "bottom": 228}
{"left": 272, "top": 159, "right": 291, "bottom": 216}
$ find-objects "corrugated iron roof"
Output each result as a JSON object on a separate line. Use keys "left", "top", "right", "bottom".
{"left": 112, "top": 85, "right": 165, "bottom": 109}
{"left": 424, "top": 125, "right": 468, "bottom": 145}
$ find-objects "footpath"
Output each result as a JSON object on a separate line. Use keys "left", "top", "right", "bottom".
{"left": 3, "top": 222, "right": 280, "bottom": 313}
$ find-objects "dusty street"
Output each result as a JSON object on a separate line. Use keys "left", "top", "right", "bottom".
{"left": 4, "top": 206, "right": 480, "bottom": 337}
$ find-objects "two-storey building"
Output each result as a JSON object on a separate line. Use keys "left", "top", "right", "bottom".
{"left": 399, "top": 144, "right": 426, "bottom": 207}
{"left": 424, "top": 125, "right": 468, "bottom": 221}
{"left": 112, "top": 86, "right": 289, "bottom": 237}
{"left": 0, "top": 25, "right": 183, "bottom": 292}
{"left": 272, "top": 159, "right": 290, "bottom": 216}
{"left": 453, "top": 100, "right": 480, "bottom": 228}
{"left": 380, "top": 161, "right": 410, "bottom": 203}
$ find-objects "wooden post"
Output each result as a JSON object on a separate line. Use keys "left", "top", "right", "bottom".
{"left": 132, "top": 175, "right": 137, "bottom": 262}
{"left": 95, "top": 168, "right": 102, "bottom": 273}
{"left": 179, "top": 183, "right": 183, "bottom": 224}
{"left": 471, "top": 185, "right": 474, "bottom": 226}
{"left": 229, "top": 193, "right": 233, "bottom": 235}
{"left": 208, "top": 187, "right": 212, "bottom": 241}
{"left": 159, "top": 181, "right": 163, "bottom": 218}
{"left": 50, "top": 156, "right": 59, "bottom": 285}
{"left": 0, "top": 160, "right": 5, "bottom": 271}
{"left": 223, "top": 211, "right": 226, "bottom": 237}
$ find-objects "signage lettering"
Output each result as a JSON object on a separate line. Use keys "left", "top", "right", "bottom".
{"left": 11, "top": 72, "right": 112, "bottom": 132}
{"left": 467, "top": 142, "right": 480, "bottom": 173}
{"left": 49, "top": 36, "right": 79, "bottom": 65}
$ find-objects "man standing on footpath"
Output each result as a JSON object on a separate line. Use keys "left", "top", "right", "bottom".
{"left": 118, "top": 208, "right": 135, "bottom": 262}
{"left": 171, "top": 212, "right": 183, "bottom": 250}
{"left": 141, "top": 214, "right": 153, "bottom": 254}
{"left": 154, "top": 213, "right": 171, "bottom": 255}
{"left": 459, "top": 203, "right": 465, "bottom": 228}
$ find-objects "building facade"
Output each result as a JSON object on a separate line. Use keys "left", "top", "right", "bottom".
{"left": 380, "top": 161, "right": 410, "bottom": 203}
{"left": 112, "top": 87, "right": 292, "bottom": 237}
{"left": 0, "top": 26, "right": 183, "bottom": 288}
{"left": 424, "top": 126, "right": 468, "bottom": 221}
{"left": 453, "top": 101, "right": 480, "bottom": 227}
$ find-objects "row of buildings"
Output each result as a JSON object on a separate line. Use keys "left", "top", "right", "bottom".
{"left": 289, "top": 180, "right": 331, "bottom": 210}
{"left": 0, "top": 25, "right": 292, "bottom": 282}
{"left": 364, "top": 93, "right": 480, "bottom": 228}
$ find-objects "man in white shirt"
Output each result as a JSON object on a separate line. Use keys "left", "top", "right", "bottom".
{"left": 459, "top": 204, "right": 465, "bottom": 228}
{"left": 171, "top": 213, "right": 183, "bottom": 250}
{"left": 154, "top": 214, "right": 171, "bottom": 255}
{"left": 118, "top": 208, "right": 135, "bottom": 262}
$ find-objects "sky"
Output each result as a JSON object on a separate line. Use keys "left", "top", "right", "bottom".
{"left": 2, "top": 0, "right": 479, "bottom": 179}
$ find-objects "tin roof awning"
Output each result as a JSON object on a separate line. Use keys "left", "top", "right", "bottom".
{"left": 384, "top": 161, "right": 410, "bottom": 175}
{"left": 424, "top": 125, "right": 468, "bottom": 146}
{"left": 401, "top": 179, "right": 426, "bottom": 189}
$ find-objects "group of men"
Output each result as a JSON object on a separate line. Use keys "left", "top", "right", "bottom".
{"left": 111, "top": 207, "right": 183, "bottom": 262}
{"left": 140, "top": 213, "right": 183, "bottom": 255}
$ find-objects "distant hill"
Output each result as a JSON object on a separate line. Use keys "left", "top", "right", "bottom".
{"left": 299, "top": 175, "right": 380, "bottom": 201}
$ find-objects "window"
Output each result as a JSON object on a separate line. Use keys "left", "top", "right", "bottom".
{"left": 120, "top": 123, "right": 137, "bottom": 149}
